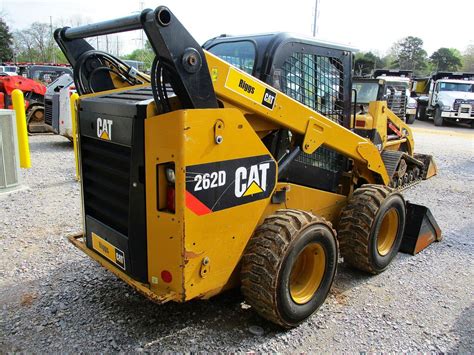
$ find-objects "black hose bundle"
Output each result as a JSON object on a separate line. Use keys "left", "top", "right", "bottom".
{"left": 73, "top": 50, "right": 148, "bottom": 95}
{"left": 151, "top": 56, "right": 177, "bottom": 113}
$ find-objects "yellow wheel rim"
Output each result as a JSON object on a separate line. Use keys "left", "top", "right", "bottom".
{"left": 289, "top": 243, "right": 326, "bottom": 305}
{"left": 377, "top": 208, "right": 399, "bottom": 256}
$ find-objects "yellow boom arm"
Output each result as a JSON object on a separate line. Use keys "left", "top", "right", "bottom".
{"left": 206, "top": 52, "right": 390, "bottom": 184}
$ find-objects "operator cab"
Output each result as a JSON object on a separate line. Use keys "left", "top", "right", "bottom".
{"left": 204, "top": 33, "right": 355, "bottom": 194}
{"left": 352, "top": 78, "right": 385, "bottom": 113}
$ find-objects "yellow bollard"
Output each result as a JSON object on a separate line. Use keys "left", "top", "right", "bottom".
{"left": 11, "top": 89, "right": 31, "bottom": 169}
{"left": 70, "top": 93, "right": 80, "bottom": 181}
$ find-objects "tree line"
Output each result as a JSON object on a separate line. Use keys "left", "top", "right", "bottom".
{"left": 355, "top": 36, "right": 474, "bottom": 77}
{"left": 1, "top": 17, "right": 473, "bottom": 77}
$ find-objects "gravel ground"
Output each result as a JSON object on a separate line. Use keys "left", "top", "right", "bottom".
{"left": 1, "top": 122, "right": 473, "bottom": 352}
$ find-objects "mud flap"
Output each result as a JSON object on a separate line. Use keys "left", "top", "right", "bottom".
{"left": 400, "top": 202, "right": 442, "bottom": 255}
{"left": 414, "top": 153, "right": 437, "bottom": 180}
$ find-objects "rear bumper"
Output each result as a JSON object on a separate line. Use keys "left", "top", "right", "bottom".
{"left": 68, "top": 234, "right": 177, "bottom": 304}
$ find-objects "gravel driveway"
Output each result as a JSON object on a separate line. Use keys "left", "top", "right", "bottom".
{"left": 1, "top": 122, "right": 473, "bottom": 352}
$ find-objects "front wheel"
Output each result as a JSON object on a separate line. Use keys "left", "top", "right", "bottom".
{"left": 337, "top": 185, "right": 406, "bottom": 274}
{"left": 406, "top": 114, "right": 416, "bottom": 124}
{"left": 241, "top": 209, "right": 338, "bottom": 328}
{"left": 434, "top": 108, "right": 444, "bottom": 126}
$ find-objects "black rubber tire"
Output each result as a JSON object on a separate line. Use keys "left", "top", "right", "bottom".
{"left": 241, "top": 209, "right": 338, "bottom": 328}
{"left": 417, "top": 106, "right": 427, "bottom": 121}
{"left": 406, "top": 114, "right": 416, "bottom": 124}
{"left": 337, "top": 185, "right": 406, "bottom": 274}
{"left": 434, "top": 108, "right": 444, "bottom": 126}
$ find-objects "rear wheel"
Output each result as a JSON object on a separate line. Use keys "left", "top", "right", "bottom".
{"left": 241, "top": 209, "right": 338, "bottom": 328}
{"left": 337, "top": 185, "right": 406, "bottom": 274}
{"left": 434, "top": 108, "right": 444, "bottom": 126}
{"left": 417, "top": 106, "right": 427, "bottom": 121}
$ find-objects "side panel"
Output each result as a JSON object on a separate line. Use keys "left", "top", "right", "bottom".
{"left": 145, "top": 108, "right": 277, "bottom": 301}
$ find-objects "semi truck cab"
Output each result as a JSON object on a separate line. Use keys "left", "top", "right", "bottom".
{"left": 417, "top": 72, "right": 474, "bottom": 127}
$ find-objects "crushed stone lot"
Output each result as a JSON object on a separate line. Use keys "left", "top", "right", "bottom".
{"left": 0, "top": 121, "right": 473, "bottom": 352}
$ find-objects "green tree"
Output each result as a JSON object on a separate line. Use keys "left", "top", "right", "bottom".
{"left": 121, "top": 40, "right": 154, "bottom": 71}
{"left": 13, "top": 22, "right": 58, "bottom": 63}
{"left": 391, "top": 36, "right": 428, "bottom": 74}
{"left": 354, "top": 52, "right": 383, "bottom": 76}
{"left": 430, "top": 48, "right": 462, "bottom": 71}
{"left": 462, "top": 45, "right": 474, "bottom": 72}
{"left": 0, "top": 17, "right": 13, "bottom": 62}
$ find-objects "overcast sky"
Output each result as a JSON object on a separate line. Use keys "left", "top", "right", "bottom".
{"left": 1, "top": 0, "right": 473, "bottom": 56}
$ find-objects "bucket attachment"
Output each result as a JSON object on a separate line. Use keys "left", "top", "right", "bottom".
{"left": 414, "top": 153, "right": 438, "bottom": 180}
{"left": 400, "top": 202, "right": 442, "bottom": 255}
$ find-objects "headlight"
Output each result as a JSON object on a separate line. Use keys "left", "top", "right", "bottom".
{"left": 442, "top": 105, "right": 451, "bottom": 111}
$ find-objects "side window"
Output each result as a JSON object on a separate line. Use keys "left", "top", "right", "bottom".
{"left": 281, "top": 53, "right": 344, "bottom": 125}
{"left": 208, "top": 41, "right": 256, "bottom": 74}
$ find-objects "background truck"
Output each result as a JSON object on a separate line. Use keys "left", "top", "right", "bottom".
{"left": 0, "top": 65, "right": 19, "bottom": 76}
{"left": 415, "top": 72, "right": 474, "bottom": 127}
{"left": 372, "top": 69, "right": 417, "bottom": 124}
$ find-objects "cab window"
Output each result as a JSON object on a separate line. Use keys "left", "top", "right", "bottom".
{"left": 208, "top": 41, "right": 256, "bottom": 74}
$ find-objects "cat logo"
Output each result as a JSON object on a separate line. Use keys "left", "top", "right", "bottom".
{"left": 235, "top": 162, "right": 270, "bottom": 198}
{"left": 97, "top": 117, "right": 113, "bottom": 140}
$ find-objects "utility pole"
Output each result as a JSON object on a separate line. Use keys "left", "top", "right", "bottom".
{"left": 312, "top": 0, "right": 319, "bottom": 37}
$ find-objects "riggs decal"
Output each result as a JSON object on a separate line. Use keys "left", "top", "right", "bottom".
{"left": 97, "top": 117, "right": 113, "bottom": 140}
{"left": 238, "top": 79, "right": 255, "bottom": 94}
{"left": 225, "top": 67, "right": 277, "bottom": 110}
{"left": 185, "top": 155, "right": 276, "bottom": 215}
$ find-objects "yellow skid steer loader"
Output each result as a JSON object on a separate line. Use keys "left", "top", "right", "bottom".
{"left": 55, "top": 6, "right": 441, "bottom": 328}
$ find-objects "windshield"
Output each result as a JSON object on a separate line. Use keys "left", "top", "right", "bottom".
{"left": 352, "top": 82, "right": 379, "bottom": 103}
{"left": 208, "top": 41, "right": 256, "bottom": 74}
{"left": 439, "top": 82, "right": 474, "bottom": 93}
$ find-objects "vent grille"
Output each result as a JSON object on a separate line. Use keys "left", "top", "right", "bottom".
{"left": 44, "top": 99, "right": 53, "bottom": 126}
{"left": 280, "top": 52, "right": 345, "bottom": 172}
{"left": 385, "top": 84, "right": 407, "bottom": 119}
{"left": 454, "top": 99, "right": 474, "bottom": 112}
{"left": 81, "top": 136, "right": 131, "bottom": 236}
